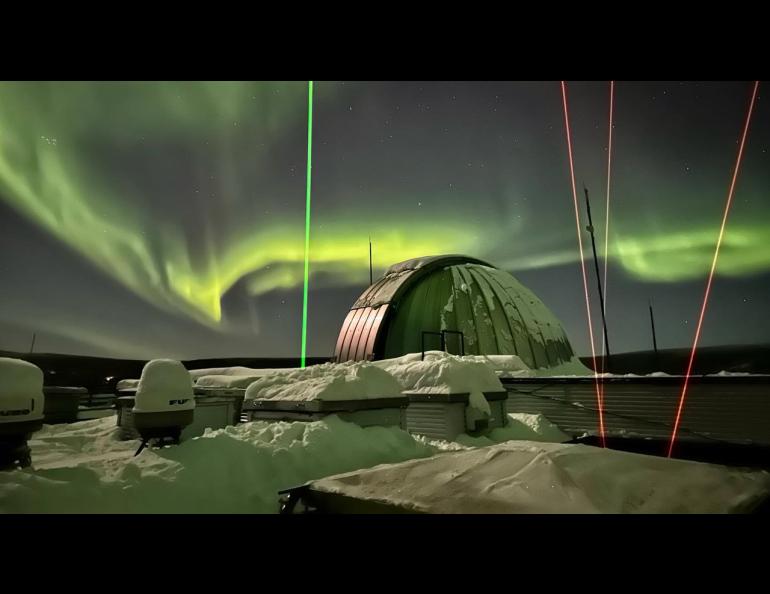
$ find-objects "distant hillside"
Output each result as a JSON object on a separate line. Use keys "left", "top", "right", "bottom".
{"left": 0, "top": 350, "right": 330, "bottom": 393}
{"left": 2, "top": 343, "right": 768, "bottom": 393}
{"left": 582, "top": 344, "right": 770, "bottom": 375}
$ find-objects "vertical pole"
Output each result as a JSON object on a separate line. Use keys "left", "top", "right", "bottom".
{"left": 300, "top": 81, "right": 314, "bottom": 369}
{"left": 369, "top": 237, "right": 373, "bottom": 286}
{"left": 29, "top": 332, "right": 36, "bottom": 354}
{"left": 584, "top": 186, "right": 611, "bottom": 364}
{"left": 649, "top": 300, "right": 659, "bottom": 356}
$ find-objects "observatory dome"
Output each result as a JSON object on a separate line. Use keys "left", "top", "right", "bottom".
{"left": 334, "top": 255, "right": 576, "bottom": 369}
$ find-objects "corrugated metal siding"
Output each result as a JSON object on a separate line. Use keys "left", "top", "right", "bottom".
{"left": 504, "top": 379, "right": 770, "bottom": 444}
{"left": 335, "top": 305, "right": 390, "bottom": 362}
{"left": 406, "top": 402, "right": 467, "bottom": 441}
{"left": 333, "top": 310, "right": 357, "bottom": 361}
{"left": 362, "top": 305, "right": 388, "bottom": 360}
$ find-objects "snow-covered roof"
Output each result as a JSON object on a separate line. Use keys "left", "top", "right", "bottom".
{"left": 245, "top": 361, "right": 403, "bottom": 403}
{"left": 306, "top": 440, "right": 770, "bottom": 513}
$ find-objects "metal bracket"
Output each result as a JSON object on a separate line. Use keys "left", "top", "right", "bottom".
{"left": 441, "top": 330, "right": 465, "bottom": 356}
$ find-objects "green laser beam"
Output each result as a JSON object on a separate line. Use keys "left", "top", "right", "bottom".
{"left": 301, "top": 81, "right": 314, "bottom": 368}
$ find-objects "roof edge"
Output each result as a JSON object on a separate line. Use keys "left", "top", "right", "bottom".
{"left": 385, "top": 254, "right": 496, "bottom": 276}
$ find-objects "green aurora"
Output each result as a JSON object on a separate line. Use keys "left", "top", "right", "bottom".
{"left": 0, "top": 81, "right": 768, "bottom": 356}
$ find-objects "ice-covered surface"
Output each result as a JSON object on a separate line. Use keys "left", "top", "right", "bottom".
{"left": 0, "top": 357, "right": 44, "bottom": 423}
{"left": 133, "top": 359, "right": 194, "bottom": 413}
{"left": 308, "top": 440, "right": 770, "bottom": 514}
{"left": 245, "top": 361, "right": 403, "bottom": 402}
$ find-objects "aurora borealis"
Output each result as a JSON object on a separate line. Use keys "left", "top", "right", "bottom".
{"left": 0, "top": 81, "right": 768, "bottom": 359}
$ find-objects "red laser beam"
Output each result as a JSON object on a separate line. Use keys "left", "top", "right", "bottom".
{"left": 561, "top": 81, "right": 606, "bottom": 447}
{"left": 667, "top": 80, "right": 760, "bottom": 458}
{"left": 596, "top": 81, "right": 615, "bottom": 405}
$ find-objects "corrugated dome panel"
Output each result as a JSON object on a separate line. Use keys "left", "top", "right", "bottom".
{"left": 334, "top": 255, "right": 576, "bottom": 367}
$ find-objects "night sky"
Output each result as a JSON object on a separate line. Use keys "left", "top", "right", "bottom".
{"left": 0, "top": 81, "right": 768, "bottom": 360}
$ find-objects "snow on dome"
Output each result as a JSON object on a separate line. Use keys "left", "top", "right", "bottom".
{"left": 461, "top": 354, "right": 533, "bottom": 378}
{"left": 0, "top": 357, "right": 44, "bottom": 423}
{"left": 133, "top": 359, "right": 194, "bottom": 413}
{"left": 245, "top": 361, "right": 402, "bottom": 402}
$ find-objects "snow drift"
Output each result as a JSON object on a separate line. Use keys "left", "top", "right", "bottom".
{"left": 0, "top": 415, "right": 435, "bottom": 513}
{"left": 454, "top": 413, "right": 571, "bottom": 447}
{"left": 1, "top": 412, "right": 767, "bottom": 513}
{"left": 244, "top": 361, "right": 403, "bottom": 402}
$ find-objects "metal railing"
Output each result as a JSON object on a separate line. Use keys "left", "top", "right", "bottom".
{"left": 421, "top": 330, "right": 465, "bottom": 360}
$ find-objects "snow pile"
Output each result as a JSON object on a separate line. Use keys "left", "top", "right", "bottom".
{"left": 22, "top": 417, "right": 138, "bottom": 472}
{"left": 195, "top": 367, "right": 297, "bottom": 389}
{"left": 189, "top": 367, "right": 296, "bottom": 381}
{"left": 133, "top": 359, "right": 194, "bottom": 413}
{"left": 373, "top": 351, "right": 503, "bottom": 394}
{"left": 373, "top": 351, "right": 505, "bottom": 419}
{"left": 0, "top": 415, "right": 435, "bottom": 513}
{"left": 454, "top": 413, "right": 571, "bottom": 447}
{"left": 0, "top": 357, "right": 44, "bottom": 423}
{"left": 189, "top": 366, "right": 261, "bottom": 378}
{"left": 196, "top": 375, "right": 266, "bottom": 389}
{"left": 309, "top": 440, "right": 770, "bottom": 514}
{"left": 245, "top": 361, "right": 403, "bottom": 402}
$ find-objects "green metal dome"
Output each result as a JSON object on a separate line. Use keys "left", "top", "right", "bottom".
{"left": 334, "top": 255, "right": 576, "bottom": 369}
